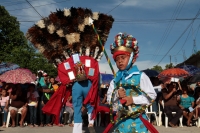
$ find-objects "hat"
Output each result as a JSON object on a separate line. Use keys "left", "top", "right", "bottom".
{"left": 26, "top": 7, "right": 114, "bottom": 65}
{"left": 110, "top": 33, "right": 139, "bottom": 59}
{"left": 43, "top": 72, "right": 48, "bottom": 77}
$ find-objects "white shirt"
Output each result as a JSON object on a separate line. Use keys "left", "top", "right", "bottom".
{"left": 107, "top": 72, "right": 157, "bottom": 111}
{"left": 27, "top": 91, "right": 39, "bottom": 106}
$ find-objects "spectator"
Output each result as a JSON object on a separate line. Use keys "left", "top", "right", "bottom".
{"left": 178, "top": 86, "right": 195, "bottom": 126}
{"left": 39, "top": 74, "right": 54, "bottom": 127}
{"left": 151, "top": 77, "right": 163, "bottom": 125}
{"left": 65, "top": 95, "right": 74, "bottom": 127}
{"left": 9, "top": 86, "right": 27, "bottom": 127}
{"left": 162, "top": 82, "right": 183, "bottom": 127}
{"left": 27, "top": 84, "right": 39, "bottom": 127}
{"left": 194, "top": 91, "right": 200, "bottom": 120}
{"left": 98, "top": 88, "right": 109, "bottom": 127}
{"left": 49, "top": 76, "right": 59, "bottom": 92}
{"left": 0, "top": 89, "right": 9, "bottom": 128}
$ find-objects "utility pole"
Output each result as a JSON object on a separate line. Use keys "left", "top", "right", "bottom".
{"left": 170, "top": 55, "right": 171, "bottom": 64}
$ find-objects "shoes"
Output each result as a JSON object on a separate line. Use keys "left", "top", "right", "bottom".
{"left": 40, "top": 124, "right": 44, "bottom": 127}
{"left": 68, "top": 123, "right": 74, "bottom": 127}
{"left": 34, "top": 124, "right": 38, "bottom": 127}
{"left": 193, "top": 117, "right": 198, "bottom": 121}
{"left": 58, "top": 124, "right": 64, "bottom": 127}
{"left": 169, "top": 122, "right": 177, "bottom": 128}
{"left": 47, "top": 124, "right": 53, "bottom": 127}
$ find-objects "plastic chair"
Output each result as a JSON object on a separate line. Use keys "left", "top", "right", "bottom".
{"left": 6, "top": 110, "right": 21, "bottom": 128}
{"left": 196, "top": 116, "right": 200, "bottom": 127}
{"left": 6, "top": 99, "right": 22, "bottom": 128}
{"left": 161, "top": 101, "right": 183, "bottom": 128}
{"left": 158, "top": 101, "right": 163, "bottom": 126}
{"left": 145, "top": 104, "right": 158, "bottom": 126}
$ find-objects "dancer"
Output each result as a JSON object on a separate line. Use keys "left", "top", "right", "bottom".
{"left": 26, "top": 7, "right": 114, "bottom": 133}
{"left": 106, "top": 33, "right": 157, "bottom": 133}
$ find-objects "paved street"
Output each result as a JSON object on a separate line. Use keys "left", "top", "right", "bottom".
{"left": 1, "top": 125, "right": 199, "bottom": 133}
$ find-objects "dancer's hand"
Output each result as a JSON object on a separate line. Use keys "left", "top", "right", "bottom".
{"left": 118, "top": 88, "right": 126, "bottom": 98}
{"left": 122, "top": 96, "right": 133, "bottom": 106}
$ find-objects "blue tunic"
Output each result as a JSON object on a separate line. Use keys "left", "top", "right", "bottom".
{"left": 113, "top": 66, "right": 148, "bottom": 133}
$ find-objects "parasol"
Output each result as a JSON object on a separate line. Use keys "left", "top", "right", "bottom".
{"left": 158, "top": 68, "right": 190, "bottom": 79}
{"left": 176, "top": 65, "right": 200, "bottom": 75}
{"left": 142, "top": 69, "right": 159, "bottom": 77}
{"left": 0, "top": 62, "right": 20, "bottom": 75}
{"left": 0, "top": 68, "right": 36, "bottom": 84}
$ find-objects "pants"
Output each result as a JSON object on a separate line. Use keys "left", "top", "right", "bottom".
{"left": 65, "top": 106, "right": 74, "bottom": 123}
{"left": 1, "top": 106, "right": 8, "bottom": 123}
{"left": 72, "top": 80, "right": 93, "bottom": 123}
{"left": 28, "top": 106, "right": 37, "bottom": 124}
{"left": 59, "top": 106, "right": 65, "bottom": 124}
{"left": 164, "top": 106, "right": 183, "bottom": 125}
{"left": 39, "top": 102, "right": 51, "bottom": 124}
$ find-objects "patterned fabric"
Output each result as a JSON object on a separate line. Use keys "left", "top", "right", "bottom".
{"left": 114, "top": 114, "right": 148, "bottom": 133}
{"left": 0, "top": 68, "right": 36, "bottom": 84}
{"left": 113, "top": 66, "right": 148, "bottom": 133}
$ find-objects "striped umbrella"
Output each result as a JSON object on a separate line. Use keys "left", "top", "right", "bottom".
{"left": 158, "top": 68, "right": 190, "bottom": 78}
{"left": 0, "top": 68, "right": 36, "bottom": 84}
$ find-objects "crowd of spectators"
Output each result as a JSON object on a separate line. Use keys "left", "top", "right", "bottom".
{"left": 0, "top": 71, "right": 75, "bottom": 128}
{"left": 150, "top": 77, "right": 200, "bottom": 127}
{"left": 1, "top": 71, "right": 200, "bottom": 129}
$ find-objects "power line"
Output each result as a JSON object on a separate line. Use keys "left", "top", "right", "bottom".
{"left": 25, "top": 0, "right": 43, "bottom": 18}
{"left": 150, "top": 0, "right": 185, "bottom": 66}
{"left": 7, "top": 0, "right": 70, "bottom": 12}
{"left": 156, "top": 9, "right": 200, "bottom": 66}
{"left": 106, "top": 0, "right": 126, "bottom": 14}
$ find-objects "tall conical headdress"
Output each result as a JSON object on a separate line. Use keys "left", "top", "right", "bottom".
{"left": 26, "top": 7, "right": 114, "bottom": 66}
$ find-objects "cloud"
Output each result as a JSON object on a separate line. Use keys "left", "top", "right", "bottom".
{"left": 119, "top": 0, "right": 179, "bottom": 9}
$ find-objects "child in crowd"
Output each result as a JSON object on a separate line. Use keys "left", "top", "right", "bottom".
{"left": 27, "top": 84, "right": 39, "bottom": 127}
{"left": 178, "top": 86, "right": 195, "bottom": 127}
{"left": 65, "top": 95, "right": 74, "bottom": 127}
{"left": 0, "top": 89, "right": 9, "bottom": 127}
{"left": 194, "top": 91, "right": 200, "bottom": 120}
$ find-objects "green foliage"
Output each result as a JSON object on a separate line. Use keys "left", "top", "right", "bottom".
{"left": 0, "top": 5, "right": 57, "bottom": 77}
{"left": 165, "top": 63, "right": 174, "bottom": 69}
{"left": 151, "top": 65, "right": 163, "bottom": 72}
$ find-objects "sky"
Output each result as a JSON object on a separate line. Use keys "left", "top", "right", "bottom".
{"left": 1, "top": 0, "right": 200, "bottom": 74}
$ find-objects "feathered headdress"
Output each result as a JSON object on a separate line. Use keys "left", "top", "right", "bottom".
{"left": 26, "top": 7, "right": 114, "bottom": 66}
{"left": 110, "top": 32, "right": 139, "bottom": 60}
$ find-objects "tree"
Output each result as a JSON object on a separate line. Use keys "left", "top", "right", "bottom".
{"left": 0, "top": 6, "right": 57, "bottom": 76}
{"left": 0, "top": 6, "right": 27, "bottom": 61}
{"left": 165, "top": 63, "right": 174, "bottom": 69}
{"left": 151, "top": 65, "right": 163, "bottom": 72}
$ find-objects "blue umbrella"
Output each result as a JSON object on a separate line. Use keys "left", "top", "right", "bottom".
{"left": 142, "top": 69, "right": 159, "bottom": 77}
{"left": 176, "top": 65, "right": 200, "bottom": 75}
{"left": 0, "top": 62, "right": 20, "bottom": 75}
{"left": 100, "top": 73, "right": 114, "bottom": 84}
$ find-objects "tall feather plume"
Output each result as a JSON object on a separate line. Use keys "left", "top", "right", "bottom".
{"left": 26, "top": 7, "right": 114, "bottom": 64}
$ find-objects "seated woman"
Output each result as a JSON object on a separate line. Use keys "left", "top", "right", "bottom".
{"left": 178, "top": 86, "right": 195, "bottom": 127}
{"left": 9, "top": 85, "right": 27, "bottom": 127}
